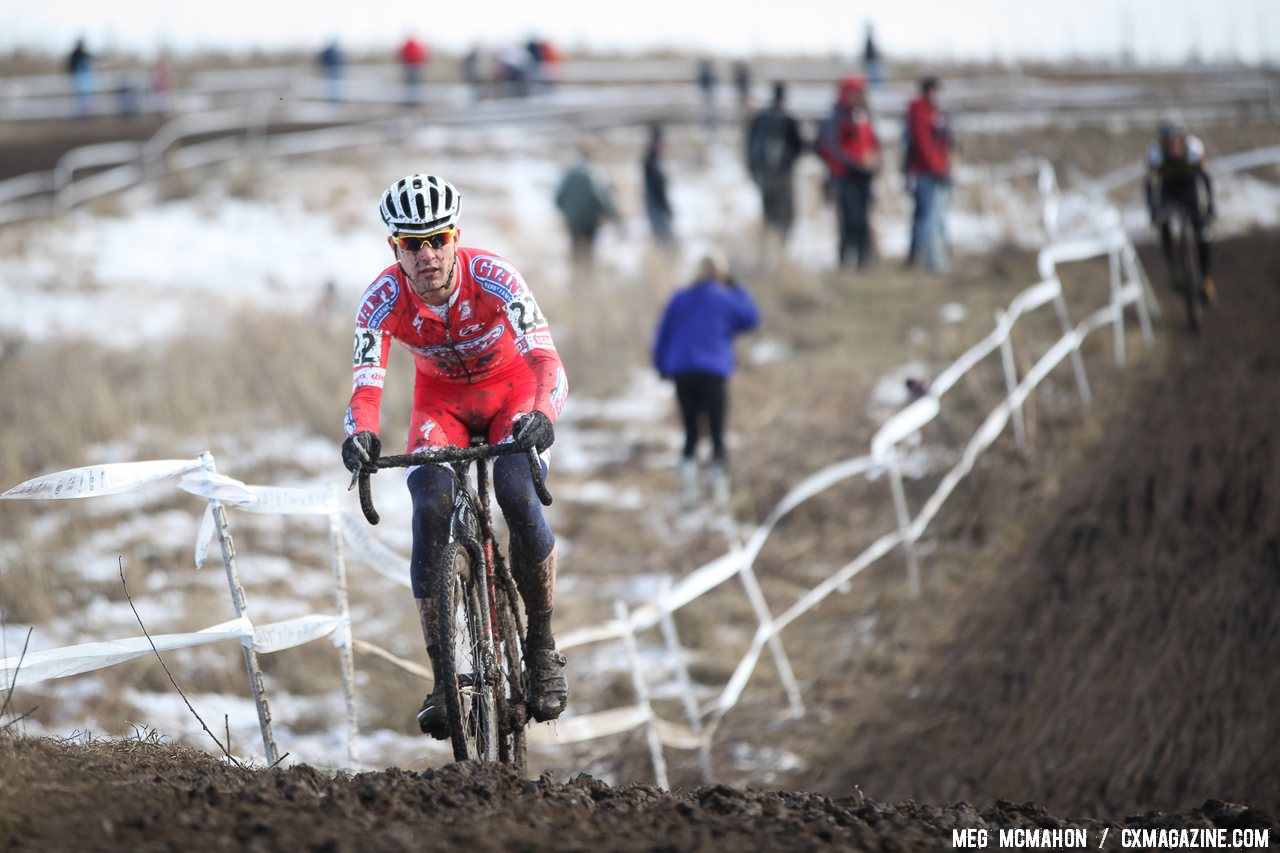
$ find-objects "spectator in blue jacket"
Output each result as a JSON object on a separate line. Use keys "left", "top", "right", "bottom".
{"left": 652, "top": 248, "right": 760, "bottom": 509}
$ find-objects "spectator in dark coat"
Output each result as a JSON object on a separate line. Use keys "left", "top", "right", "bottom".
{"left": 652, "top": 249, "right": 760, "bottom": 509}
{"left": 696, "top": 59, "right": 717, "bottom": 126}
{"left": 643, "top": 124, "right": 675, "bottom": 246}
{"left": 318, "top": 40, "right": 344, "bottom": 104}
{"left": 554, "top": 144, "right": 619, "bottom": 268}
{"left": 746, "top": 82, "right": 805, "bottom": 241}
{"left": 67, "top": 37, "right": 95, "bottom": 117}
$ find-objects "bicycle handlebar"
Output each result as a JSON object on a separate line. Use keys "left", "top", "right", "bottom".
{"left": 353, "top": 442, "right": 552, "bottom": 525}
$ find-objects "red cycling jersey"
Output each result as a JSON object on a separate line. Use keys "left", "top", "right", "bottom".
{"left": 345, "top": 247, "right": 568, "bottom": 450}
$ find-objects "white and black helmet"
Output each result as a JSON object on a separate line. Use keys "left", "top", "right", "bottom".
{"left": 378, "top": 174, "right": 461, "bottom": 235}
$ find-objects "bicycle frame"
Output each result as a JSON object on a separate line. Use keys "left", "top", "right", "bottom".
{"left": 353, "top": 440, "right": 549, "bottom": 771}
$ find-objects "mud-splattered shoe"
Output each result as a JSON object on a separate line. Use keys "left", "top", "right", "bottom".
{"left": 416, "top": 684, "right": 450, "bottom": 740}
{"left": 525, "top": 646, "right": 569, "bottom": 722}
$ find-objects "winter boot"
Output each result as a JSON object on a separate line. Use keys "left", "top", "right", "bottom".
{"left": 708, "top": 460, "right": 731, "bottom": 509}
{"left": 524, "top": 600, "right": 569, "bottom": 722}
{"left": 414, "top": 598, "right": 449, "bottom": 740}
{"left": 678, "top": 458, "right": 698, "bottom": 508}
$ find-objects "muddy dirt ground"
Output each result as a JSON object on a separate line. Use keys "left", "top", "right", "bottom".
{"left": 3, "top": 90, "right": 1280, "bottom": 850}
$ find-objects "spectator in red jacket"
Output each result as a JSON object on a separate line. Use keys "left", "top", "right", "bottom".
{"left": 400, "top": 35, "right": 431, "bottom": 105}
{"left": 904, "top": 76, "right": 953, "bottom": 273}
{"left": 817, "top": 75, "right": 881, "bottom": 269}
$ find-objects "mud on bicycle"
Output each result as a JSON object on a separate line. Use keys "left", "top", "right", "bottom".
{"left": 354, "top": 440, "right": 552, "bottom": 773}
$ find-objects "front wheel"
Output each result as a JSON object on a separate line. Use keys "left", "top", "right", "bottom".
{"left": 432, "top": 540, "right": 498, "bottom": 762}
{"left": 1175, "top": 212, "right": 1203, "bottom": 334}
{"left": 492, "top": 583, "right": 528, "bottom": 775}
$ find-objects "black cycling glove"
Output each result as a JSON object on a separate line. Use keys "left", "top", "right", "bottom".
{"left": 513, "top": 411, "right": 555, "bottom": 453}
{"left": 341, "top": 431, "right": 381, "bottom": 474}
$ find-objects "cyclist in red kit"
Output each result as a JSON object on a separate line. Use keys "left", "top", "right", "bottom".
{"left": 342, "top": 174, "right": 569, "bottom": 736}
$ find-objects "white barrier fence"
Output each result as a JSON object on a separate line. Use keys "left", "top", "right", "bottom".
{"left": 0, "top": 453, "right": 364, "bottom": 766}
{"left": 539, "top": 219, "right": 1160, "bottom": 781}
{"left": 1, "top": 212, "right": 1157, "bottom": 781}
{"left": 0, "top": 102, "right": 414, "bottom": 224}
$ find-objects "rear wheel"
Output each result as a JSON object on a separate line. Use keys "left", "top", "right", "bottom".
{"left": 432, "top": 540, "right": 498, "bottom": 762}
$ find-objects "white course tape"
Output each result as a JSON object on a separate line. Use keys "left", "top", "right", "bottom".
{"left": 251, "top": 614, "right": 347, "bottom": 654}
{"left": 339, "top": 512, "right": 412, "bottom": 588}
{"left": 871, "top": 396, "right": 941, "bottom": 462}
{"left": 1037, "top": 231, "right": 1125, "bottom": 279}
{"left": 0, "top": 617, "right": 253, "bottom": 688}
{"left": 525, "top": 705, "right": 704, "bottom": 749}
{"left": 931, "top": 278, "right": 1062, "bottom": 399}
{"left": 239, "top": 486, "right": 338, "bottom": 516}
{"left": 1, "top": 612, "right": 351, "bottom": 688}
{"left": 1, "top": 459, "right": 202, "bottom": 501}
{"left": 194, "top": 504, "right": 217, "bottom": 570}
{"left": 560, "top": 456, "right": 877, "bottom": 652}
{"left": 178, "top": 470, "right": 257, "bottom": 506}
{"left": 189, "top": 484, "right": 339, "bottom": 569}
{"left": 528, "top": 705, "right": 649, "bottom": 744}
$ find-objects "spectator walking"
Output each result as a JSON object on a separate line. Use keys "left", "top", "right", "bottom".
{"left": 696, "top": 59, "right": 717, "bottom": 126}
{"left": 318, "top": 39, "right": 344, "bottom": 104}
{"left": 461, "top": 45, "right": 484, "bottom": 99}
{"left": 525, "top": 39, "right": 547, "bottom": 88}
{"left": 652, "top": 249, "right": 760, "bottom": 510}
{"left": 554, "top": 144, "right": 620, "bottom": 269}
{"left": 816, "top": 75, "right": 881, "bottom": 269}
{"left": 523, "top": 38, "right": 564, "bottom": 91}
{"left": 149, "top": 53, "right": 174, "bottom": 114}
{"left": 732, "top": 60, "right": 752, "bottom": 114}
{"left": 904, "top": 76, "right": 953, "bottom": 273}
{"left": 399, "top": 35, "right": 430, "bottom": 105}
{"left": 746, "top": 81, "right": 805, "bottom": 244}
{"left": 643, "top": 124, "right": 676, "bottom": 247}
{"left": 67, "top": 37, "right": 95, "bottom": 117}
{"left": 863, "top": 23, "right": 885, "bottom": 88}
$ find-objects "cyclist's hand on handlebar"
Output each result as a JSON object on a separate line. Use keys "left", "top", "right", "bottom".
{"left": 513, "top": 411, "right": 554, "bottom": 453}
{"left": 342, "top": 431, "right": 382, "bottom": 474}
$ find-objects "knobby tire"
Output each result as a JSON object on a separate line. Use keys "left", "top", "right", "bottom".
{"left": 493, "top": 584, "right": 528, "bottom": 774}
{"left": 432, "top": 540, "right": 498, "bottom": 763}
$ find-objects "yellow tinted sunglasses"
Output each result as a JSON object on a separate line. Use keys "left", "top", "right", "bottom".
{"left": 392, "top": 229, "right": 456, "bottom": 252}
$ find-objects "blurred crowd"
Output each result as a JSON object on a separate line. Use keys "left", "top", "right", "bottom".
{"left": 44, "top": 32, "right": 569, "bottom": 118}
{"left": 552, "top": 61, "right": 956, "bottom": 279}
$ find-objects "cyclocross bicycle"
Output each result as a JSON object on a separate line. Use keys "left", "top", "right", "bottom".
{"left": 355, "top": 440, "right": 552, "bottom": 773}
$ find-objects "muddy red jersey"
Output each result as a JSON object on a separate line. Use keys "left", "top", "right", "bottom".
{"left": 344, "top": 247, "right": 568, "bottom": 440}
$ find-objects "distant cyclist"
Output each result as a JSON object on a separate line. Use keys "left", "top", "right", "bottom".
{"left": 342, "top": 174, "right": 570, "bottom": 736}
{"left": 1145, "top": 121, "right": 1216, "bottom": 300}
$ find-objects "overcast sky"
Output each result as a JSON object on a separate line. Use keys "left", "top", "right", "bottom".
{"left": 4, "top": 0, "right": 1277, "bottom": 64}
